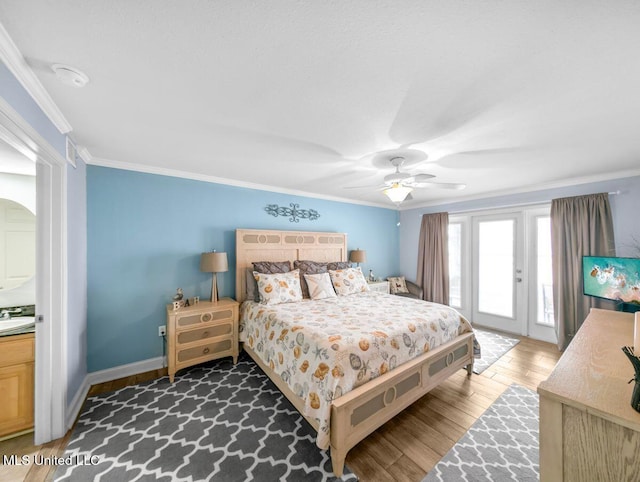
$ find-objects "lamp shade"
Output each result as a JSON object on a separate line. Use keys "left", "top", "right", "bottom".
{"left": 200, "top": 251, "right": 228, "bottom": 273}
{"left": 383, "top": 184, "right": 413, "bottom": 204}
{"left": 349, "top": 249, "right": 367, "bottom": 264}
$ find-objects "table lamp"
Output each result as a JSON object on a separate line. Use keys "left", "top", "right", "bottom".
{"left": 200, "top": 251, "right": 228, "bottom": 303}
{"left": 349, "top": 249, "right": 366, "bottom": 267}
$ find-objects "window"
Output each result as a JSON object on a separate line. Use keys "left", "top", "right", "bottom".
{"left": 536, "top": 216, "right": 554, "bottom": 326}
{"left": 448, "top": 223, "right": 462, "bottom": 308}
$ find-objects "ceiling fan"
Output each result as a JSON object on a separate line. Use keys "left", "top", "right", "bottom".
{"left": 350, "top": 152, "right": 466, "bottom": 204}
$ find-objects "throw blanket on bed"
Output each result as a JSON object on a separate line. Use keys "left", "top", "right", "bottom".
{"left": 239, "top": 291, "right": 473, "bottom": 449}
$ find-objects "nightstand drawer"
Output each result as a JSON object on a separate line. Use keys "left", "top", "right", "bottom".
{"left": 177, "top": 339, "right": 232, "bottom": 363}
{"left": 167, "top": 298, "right": 239, "bottom": 382}
{"left": 176, "top": 308, "right": 234, "bottom": 329}
{"left": 177, "top": 323, "right": 232, "bottom": 345}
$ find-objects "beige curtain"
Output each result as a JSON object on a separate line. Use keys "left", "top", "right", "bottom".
{"left": 551, "top": 193, "right": 615, "bottom": 350}
{"left": 417, "top": 212, "right": 449, "bottom": 305}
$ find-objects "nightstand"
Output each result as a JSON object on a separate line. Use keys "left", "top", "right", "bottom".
{"left": 166, "top": 298, "right": 239, "bottom": 382}
{"left": 367, "top": 280, "right": 390, "bottom": 294}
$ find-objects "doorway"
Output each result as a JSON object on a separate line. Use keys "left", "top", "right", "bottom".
{"left": 0, "top": 103, "right": 67, "bottom": 444}
{"left": 449, "top": 205, "right": 557, "bottom": 344}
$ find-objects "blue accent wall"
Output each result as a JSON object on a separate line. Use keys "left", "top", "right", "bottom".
{"left": 87, "top": 166, "right": 399, "bottom": 372}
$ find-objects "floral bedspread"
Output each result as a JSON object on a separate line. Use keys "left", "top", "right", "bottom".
{"left": 239, "top": 291, "right": 473, "bottom": 449}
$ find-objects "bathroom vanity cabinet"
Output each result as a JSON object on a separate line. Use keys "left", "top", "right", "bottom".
{"left": 0, "top": 332, "right": 34, "bottom": 438}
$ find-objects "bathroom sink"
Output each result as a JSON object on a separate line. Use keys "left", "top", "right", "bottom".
{"left": 0, "top": 316, "right": 35, "bottom": 335}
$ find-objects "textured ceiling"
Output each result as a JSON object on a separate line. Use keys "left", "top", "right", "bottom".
{"left": 1, "top": 1, "right": 639, "bottom": 207}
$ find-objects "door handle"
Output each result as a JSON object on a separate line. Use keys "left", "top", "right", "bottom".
{"left": 516, "top": 277, "right": 523, "bottom": 282}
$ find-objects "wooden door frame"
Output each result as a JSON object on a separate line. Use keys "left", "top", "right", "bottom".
{"left": 0, "top": 97, "right": 67, "bottom": 444}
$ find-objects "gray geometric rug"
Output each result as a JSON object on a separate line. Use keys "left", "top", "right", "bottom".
{"left": 423, "top": 384, "right": 538, "bottom": 482}
{"left": 473, "top": 328, "right": 520, "bottom": 374}
{"left": 54, "top": 353, "right": 357, "bottom": 481}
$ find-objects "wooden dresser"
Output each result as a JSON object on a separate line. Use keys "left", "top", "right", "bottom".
{"left": 166, "top": 298, "right": 239, "bottom": 382}
{"left": 538, "top": 308, "right": 640, "bottom": 481}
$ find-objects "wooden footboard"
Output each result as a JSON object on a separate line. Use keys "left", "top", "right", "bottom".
{"left": 242, "top": 332, "right": 474, "bottom": 476}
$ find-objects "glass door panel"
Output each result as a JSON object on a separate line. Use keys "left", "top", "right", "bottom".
{"left": 472, "top": 213, "right": 524, "bottom": 333}
{"left": 528, "top": 211, "right": 557, "bottom": 343}
{"left": 448, "top": 223, "right": 462, "bottom": 308}
{"left": 477, "top": 220, "right": 514, "bottom": 317}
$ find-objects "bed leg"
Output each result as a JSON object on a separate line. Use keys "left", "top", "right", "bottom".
{"left": 465, "top": 362, "right": 473, "bottom": 377}
{"left": 330, "top": 447, "right": 346, "bottom": 477}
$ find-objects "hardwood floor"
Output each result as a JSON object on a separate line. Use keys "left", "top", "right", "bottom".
{"left": 0, "top": 336, "right": 560, "bottom": 482}
{"left": 346, "top": 334, "right": 562, "bottom": 481}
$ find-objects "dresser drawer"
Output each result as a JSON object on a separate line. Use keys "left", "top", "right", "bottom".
{"left": 176, "top": 308, "right": 234, "bottom": 329}
{"left": 177, "top": 339, "right": 233, "bottom": 363}
{"left": 177, "top": 323, "right": 232, "bottom": 345}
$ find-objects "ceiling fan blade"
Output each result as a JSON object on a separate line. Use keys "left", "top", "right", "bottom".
{"left": 415, "top": 182, "right": 466, "bottom": 190}
{"left": 411, "top": 173, "right": 436, "bottom": 182}
{"left": 343, "top": 183, "right": 387, "bottom": 189}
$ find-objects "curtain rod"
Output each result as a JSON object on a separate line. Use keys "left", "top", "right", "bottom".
{"left": 444, "top": 191, "right": 622, "bottom": 216}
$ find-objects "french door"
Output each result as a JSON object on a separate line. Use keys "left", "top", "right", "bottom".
{"left": 471, "top": 213, "right": 524, "bottom": 333}
{"left": 449, "top": 206, "right": 557, "bottom": 343}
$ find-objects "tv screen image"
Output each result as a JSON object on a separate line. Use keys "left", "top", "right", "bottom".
{"left": 583, "top": 256, "right": 640, "bottom": 305}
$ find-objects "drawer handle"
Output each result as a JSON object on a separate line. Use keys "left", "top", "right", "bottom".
{"left": 202, "top": 331, "right": 209, "bottom": 338}
{"left": 203, "top": 347, "right": 210, "bottom": 355}
{"left": 201, "top": 313, "right": 212, "bottom": 322}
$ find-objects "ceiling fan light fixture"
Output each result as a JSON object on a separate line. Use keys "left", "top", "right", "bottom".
{"left": 383, "top": 184, "right": 413, "bottom": 204}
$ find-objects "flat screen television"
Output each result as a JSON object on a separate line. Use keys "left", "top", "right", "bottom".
{"left": 583, "top": 256, "right": 640, "bottom": 307}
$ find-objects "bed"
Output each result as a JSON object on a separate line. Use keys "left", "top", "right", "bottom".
{"left": 235, "top": 229, "right": 475, "bottom": 476}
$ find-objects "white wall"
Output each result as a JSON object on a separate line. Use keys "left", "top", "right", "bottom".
{"left": 0, "top": 172, "right": 35, "bottom": 213}
{"left": 399, "top": 175, "right": 640, "bottom": 280}
{"left": 66, "top": 158, "right": 87, "bottom": 403}
{"left": 0, "top": 172, "right": 36, "bottom": 307}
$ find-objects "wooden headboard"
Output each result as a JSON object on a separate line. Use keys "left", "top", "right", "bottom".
{"left": 235, "top": 229, "right": 347, "bottom": 302}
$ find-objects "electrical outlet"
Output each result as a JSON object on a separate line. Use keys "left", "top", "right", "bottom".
{"left": 158, "top": 325, "right": 166, "bottom": 337}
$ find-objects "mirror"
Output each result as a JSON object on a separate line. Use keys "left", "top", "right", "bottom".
{"left": 0, "top": 198, "right": 35, "bottom": 308}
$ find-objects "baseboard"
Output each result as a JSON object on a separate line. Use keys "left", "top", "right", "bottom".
{"left": 65, "top": 376, "right": 90, "bottom": 430}
{"left": 86, "top": 356, "right": 166, "bottom": 386}
{"left": 64, "top": 357, "right": 165, "bottom": 430}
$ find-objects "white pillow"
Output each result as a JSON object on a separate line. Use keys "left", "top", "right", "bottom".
{"left": 253, "top": 269, "right": 303, "bottom": 305}
{"left": 328, "top": 267, "right": 370, "bottom": 296}
{"left": 304, "top": 272, "right": 337, "bottom": 300}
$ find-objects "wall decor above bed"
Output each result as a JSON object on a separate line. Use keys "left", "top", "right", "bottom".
{"left": 264, "top": 202, "right": 320, "bottom": 222}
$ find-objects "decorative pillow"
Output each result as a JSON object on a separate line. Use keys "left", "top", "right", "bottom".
{"left": 387, "top": 276, "right": 409, "bottom": 295}
{"left": 328, "top": 267, "right": 370, "bottom": 296}
{"left": 252, "top": 260, "right": 291, "bottom": 274}
{"left": 245, "top": 268, "right": 260, "bottom": 302}
{"left": 294, "top": 260, "right": 328, "bottom": 298}
{"left": 326, "top": 261, "right": 351, "bottom": 271}
{"left": 304, "top": 272, "right": 337, "bottom": 300}
{"left": 253, "top": 269, "right": 303, "bottom": 305}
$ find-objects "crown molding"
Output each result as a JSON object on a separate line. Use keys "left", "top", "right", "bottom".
{"left": 88, "top": 156, "right": 394, "bottom": 209}
{"left": 399, "top": 168, "right": 640, "bottom": 211}
{"left": 0, "top": 21, "right": 72, "bottom": 134}
{"left": 76, "top": 145, "right": 92, "bottom": 164}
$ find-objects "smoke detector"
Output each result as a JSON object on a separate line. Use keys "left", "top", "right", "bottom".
{"left": 51, "top": 64, "right": 89, "bottom": 88}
